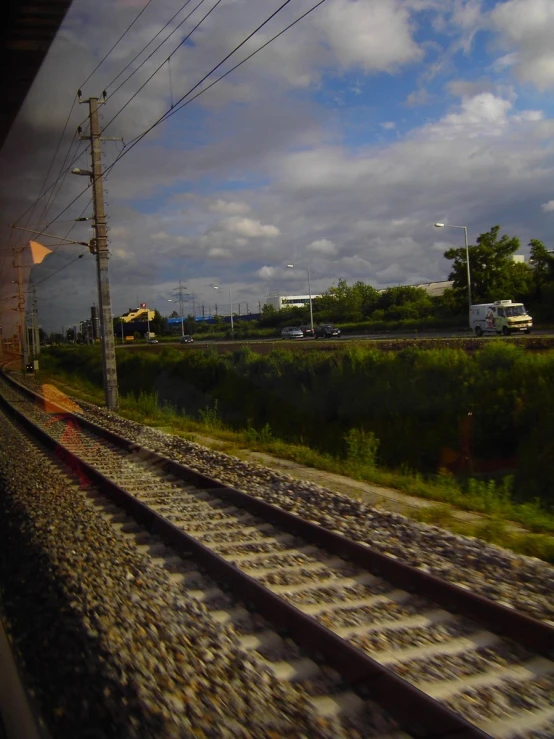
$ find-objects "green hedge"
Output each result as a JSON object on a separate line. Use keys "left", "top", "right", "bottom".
{"left": 41, "top": 342, "right": 554, "bottom": 505}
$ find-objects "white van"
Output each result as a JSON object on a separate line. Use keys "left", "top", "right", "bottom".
{"left": 470, "top": 300, "right": 532, "bottom": 337}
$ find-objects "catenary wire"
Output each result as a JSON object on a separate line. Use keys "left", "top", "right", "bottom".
{"left": 105, "top": 0, "right": 197, "bottom": 93}
{"left": 17, "top": 95, "right": 79, "bottom": 235}
{"left": 79, "top": 0, "right": 159, "bottom": 89}
{"left": 103, "top": 0, "right": 220, "bottom": 131}
{"left": 106, "top": 0, "right": 296, "bottom": 163}
{"left": 107, "top": 0, "right": 328, "bottom": 172}
{"left": 13, "top": 0, "right": 328, "bottom": 288}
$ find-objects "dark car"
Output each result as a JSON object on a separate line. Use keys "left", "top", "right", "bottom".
{"left": 147, "top": 338, "right": 159, "bottom": 344}
{"left": 180, "top": 335, "right": 194, "bottom": 343}
{"left": 299, "top": 325, "right": 315, "bottom": 337}
{"left": 315, "top": 324, "right": 341, "bottom": 339}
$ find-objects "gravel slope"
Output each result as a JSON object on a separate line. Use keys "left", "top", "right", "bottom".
{"left": 69, "top": 398, "right": 554, "bottom": 626}
{"left": 0, "top": 410, "right": 353, "bottom": 739}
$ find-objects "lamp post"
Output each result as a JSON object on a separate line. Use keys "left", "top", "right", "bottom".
{"left": 287, "top": 264, "right": 314, "bottom": 336}
{"left": 434, "top": 223, "right": 472, "bottom": 312}
{"left": 168, "top": 299, "right": 185, "bottom": 338}
{"left": 213, "top": 286, "right": 234, "bottom": 337}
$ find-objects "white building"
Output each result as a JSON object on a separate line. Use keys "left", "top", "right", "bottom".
{"left": 264, "top": 294, "right": 323, "bottom": 311}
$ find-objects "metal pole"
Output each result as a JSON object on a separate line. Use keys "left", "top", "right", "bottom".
{"left": 464, "top": 227, "right": 472, "bottom": 312}
{"left": 308, "top": 266, "right": 314, "bottom": 336}
{"left": 87, "top": 96, "right": 119, "bottom": 411}
{"left": 229, "top": 289, "right": 234, "bottom": 337}
{"left": 179, "top": 280, "right": 185, "bottom": 337}
{"left": 15, "top": 250, "right": 28, "bottom": 371}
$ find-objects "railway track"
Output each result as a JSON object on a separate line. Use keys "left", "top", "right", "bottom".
{"left": 1, "top": 372, "right": 553, "bottom": 738}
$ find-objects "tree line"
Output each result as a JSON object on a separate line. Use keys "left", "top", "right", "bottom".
{"left": 261, "top": 226, "right": 554, "bottom": 329}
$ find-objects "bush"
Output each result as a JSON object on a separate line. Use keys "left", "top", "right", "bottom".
{"left": 345, "top": 428, "right": 379, "bottom": 468}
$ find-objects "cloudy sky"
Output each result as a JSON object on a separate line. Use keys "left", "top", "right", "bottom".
{"left": 1, "top": 0, "right": 554, "bottom": 333}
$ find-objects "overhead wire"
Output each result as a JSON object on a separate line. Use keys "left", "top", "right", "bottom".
{"left": 7, "top": 0, "right": 160, "bottom": 240}
{"left": 24, "top": 0, "right": 222, "bottom": 230}
{"left": 17, "top": 94, "right": 79, "bottom": 235}
{"left": 13, "top": 0, "right": 330, "bottom": 299}
{"left": 44, "top": 0, "right": 327, "bottom": 235}
{"left": 106, "top": 0, "right": 296, "bottom": 163}
{"left": 103, "top": 0, "right": 221, "bottom": 132}
{"left": 107, "top": 0, "right": 328, "bottom": 172}
{"left": 34, "top": 251, "right": 88, "bottom": 287}
{"left": 79, "top": 0, "right": 159, "bottom": 90}
{"left": 104, "top": 0, "right": 196, "bottom": 93}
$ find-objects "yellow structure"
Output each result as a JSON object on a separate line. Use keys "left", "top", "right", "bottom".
{"left": 120, "top": 307, "right": 155, "bottom": 323}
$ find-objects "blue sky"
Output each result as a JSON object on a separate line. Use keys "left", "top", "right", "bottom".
{"left": 1, "top": 0, "right": 554, "bottom": 331}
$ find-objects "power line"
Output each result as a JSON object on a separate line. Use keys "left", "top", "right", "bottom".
{"left": 103, "top": 0, "right": 220, "bottom": 132}
{"left": 104, "top": 0, "right": 196, "bottom": 93}
{"left": 19, "top": 95, "right": 79, "bottom": 236}
{"left": 9, "top": 0, "right": 329, "bottom": 291}
{"left": 79, "top": 0, "right": 159, "bottom": 89}
{"left": 107, "top": 0, "right": 328, "bottom": 173}
{"left": 8, "top": 139, "right": 90, "bottom": 237}
{"left": 106, "top": 0, "right": 296, "bottom": 166}
{"left": 161, "top": 0, "right": 329, "bottom": 127}
{"left": 34, "top": 252, "right": 87, "bottom": 287}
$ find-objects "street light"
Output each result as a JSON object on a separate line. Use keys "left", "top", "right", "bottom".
{"left": 213, "top": 286, "right": 234, "bottom": 337}
{"left": 287, "top": 264, "right": 314, "bottom": 336}
{"left": 434, "top": 223, "right": 472, "bottom": 312}
{"left": 168, "top": 298, "right": 185, "bottom": 338}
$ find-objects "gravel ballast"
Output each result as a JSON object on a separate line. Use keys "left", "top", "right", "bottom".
{"left": 0, "top": 410, "right": 354, "bottom": 739}
{"left": 66, "top": 397, "right": 554, "bottom": 625}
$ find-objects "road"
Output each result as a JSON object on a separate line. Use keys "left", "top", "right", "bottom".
{"left": 118, "top": 327, "right": 554, "bottom": 349}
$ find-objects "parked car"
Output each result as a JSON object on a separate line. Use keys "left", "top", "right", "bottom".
{"left": 147, "top": 338, "right": 159, "bottom": 344}
{"left": 315, "top": 324, "right": 341, "bottom": 339}
{"left": 299, "top": 325, "right": 315, "bottom": 337}
{"left": 281, "top": 326, "right": 304, "bottom": 339}
{"left": 180, "top": 335, "right": 194, "bottom": 343}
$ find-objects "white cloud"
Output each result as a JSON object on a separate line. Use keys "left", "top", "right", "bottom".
{"left": 380, "top": 121, "right": 396, "bottom": 130}
{"left": 425, "top": 93, "right": 513, "bottom": 139}
{"left": 223, "top": 217, "right": 280, "bottom": 238}
{"left": 491, "top": 0, "right": 554, "bottom": 90}
{"left": 541, "top": 200, "right": 554, "bottom": 212}
{"left": 307, "top": 238, "right": 338, "bottom": 255}
{"left": 257, "top": 265, "right": 278, "bottom": 279}
{"left": 316, "top": 0, "right": 424, "bottom": 72}
{"left": 208, "top": 199, "right": 251, "bottom": 215}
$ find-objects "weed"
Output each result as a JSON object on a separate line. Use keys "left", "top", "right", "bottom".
{"left": 199, "top": 400, "right": 222, "bottom": 429}
{"left": 345, "top": 428, "right": 379, "bottom": 468}
{"left": 412, "top": 504, "right": 456, "bottom": 528}
{"left": 244, "top": 423, "right": 274, "bottom": 444}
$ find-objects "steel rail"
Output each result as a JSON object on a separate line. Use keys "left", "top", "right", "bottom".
{"left": 0, "top": 378, "right": 495, "bottom": 738}
{"left": 4, "top": 372, "right": 553, "bottom": 656}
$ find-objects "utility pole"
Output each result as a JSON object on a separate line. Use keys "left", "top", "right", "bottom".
{"left": 30, "top": 284, "right": 40, "bottom": 364}
{"left": 172, "top": 280, "right": 189, "bottom": 337}
{"left": 78, "top": 94, "right": 119, "bottom": 411}
{"left": 15, "top": 248, "right": 28, "bottom": 370}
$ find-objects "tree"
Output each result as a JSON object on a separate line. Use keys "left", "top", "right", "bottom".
{"left": 150, "top": 309, "right": 168, "bottom": 336}
{"left": 444, "top": 225, "right": 531, "bottom": 304}
{"left": 528, "top": 239, "right": 554, "bottom": 320}
{"left": 317, "top": 279, "right": 379, "bottom": 322}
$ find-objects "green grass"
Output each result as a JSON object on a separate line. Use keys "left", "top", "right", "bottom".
{"left": 411, "top": 506, "right": 554, "bottom": 563}
{"left": 34, "top": 370, "right": 554, "bottom": 561}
